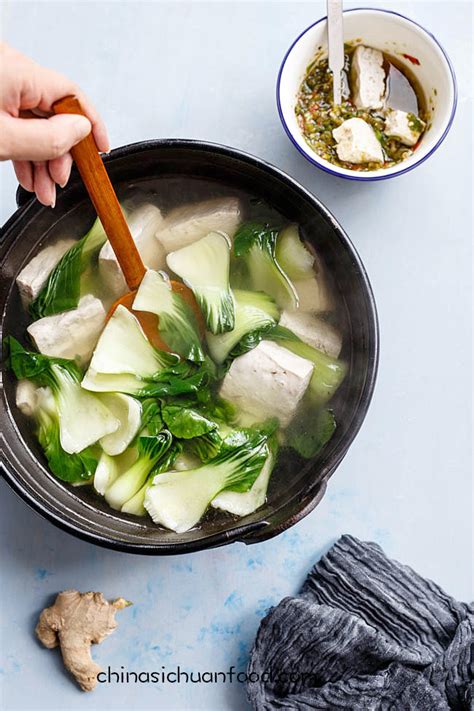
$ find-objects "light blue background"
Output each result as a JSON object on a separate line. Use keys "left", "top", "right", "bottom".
{"left": 0, "top": 1, "right": 472, "bottom": 709}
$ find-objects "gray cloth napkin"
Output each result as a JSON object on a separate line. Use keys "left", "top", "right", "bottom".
{"left": 247, "top": 535, "right": 473, "bottom": 710}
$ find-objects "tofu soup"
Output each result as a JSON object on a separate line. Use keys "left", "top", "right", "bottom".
{"left": 7, "top": 180, "right": 347, "bottom": 533}
{"left": 296, "top": 44, "right": 428, "bottom": 170}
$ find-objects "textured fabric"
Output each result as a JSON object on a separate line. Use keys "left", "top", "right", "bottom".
{"left": 247, "top": 535, "right": 473, "bottom": 710}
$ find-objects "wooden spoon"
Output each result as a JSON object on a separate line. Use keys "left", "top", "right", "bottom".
{"left": 52, "top": 96, "right": 202, "bottom": 350}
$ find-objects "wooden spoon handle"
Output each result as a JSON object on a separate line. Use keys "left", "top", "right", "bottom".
{"left": 52, "top": 95, "right": 145, "bottom": 290}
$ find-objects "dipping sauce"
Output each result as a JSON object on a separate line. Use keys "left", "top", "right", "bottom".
{"left": 295, "top": 44, "right": 428, "bottom": 171}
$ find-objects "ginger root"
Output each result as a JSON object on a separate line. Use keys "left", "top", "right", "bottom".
{"left": 36, "top": 590, "right": 130, "bottom": 691}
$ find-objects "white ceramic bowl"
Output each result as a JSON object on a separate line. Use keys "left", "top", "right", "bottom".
{"left": 277, "top": 8, "right": 457, "bottom": 180}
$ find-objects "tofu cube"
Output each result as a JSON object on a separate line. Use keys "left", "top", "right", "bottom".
{"left": 99, "top": 204, "right": 166, "bottom": 298}
{"left": 333, "top": 118, "right": 384, "bottom": 165}
{"left": 279, "top": 310, "right": 342, "bottom": 358}
{"left": 156, "top": 197, "right": 241, "bottom": 254}
{"left": 351, "top": 45, "right": 386, "bottom": 110}
{"left": 219, "top": 340, "right": 314, "bottom": 428}
{"left": 27, "top": 294, "right": 106, "bottom": 364}
{"left": 293, "top": 275, "right": 334, "bottom": 314}
{"left": 16, "top": 239, "right": 75, "bottom": 305}
{"left": 384, "top": 109, "right": 425, "bottom": 147}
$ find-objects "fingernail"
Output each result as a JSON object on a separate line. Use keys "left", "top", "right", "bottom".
{"left": 59, "top": 179, "right": 68, "bottom": 188}
{"left": 50, "top": 197, "right": 56, "bottom": 208}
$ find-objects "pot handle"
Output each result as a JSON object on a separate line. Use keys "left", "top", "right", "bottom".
{"left": 236, "top": 479, "right": 328, "bottom": 546}
{"left": 16, "top": 185, "right": 34, "bottom": 208}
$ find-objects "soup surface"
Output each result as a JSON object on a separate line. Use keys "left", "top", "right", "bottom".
{"left": 8, "top": 178, "right": 347, "bottom": 533}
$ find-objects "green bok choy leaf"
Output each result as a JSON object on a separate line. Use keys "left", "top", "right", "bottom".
{"left": 161, "top": 404, "right": 222, "bottom": 462}
{"left": 166, "top": 231, "right": 235, "bottom": 335}
{"left": 234, "top": 223, "right": 298, "bottom": 309}
{"left": 6, "top": 336, "right": 119, "bottom": 454}
{"left": 206, "top": 289, "right": 279, "bottom": 364}
{"left": 133, "top": 270, "right": 204, "bottom": 362}
{"left": 36, "top": 388, "right": 100, "bottom": 483}
{"left": 30, "top": 216, "right": 108, "bottom": 319}
{"left": 144, "top": 428, "right": 269, "bottom": 532}
{"left": 105, "top": 431, "right": 173, "bottom": 511}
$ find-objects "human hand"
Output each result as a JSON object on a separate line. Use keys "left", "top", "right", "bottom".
{"left": 0, "top": 43, "right": 109, "bottom": 206}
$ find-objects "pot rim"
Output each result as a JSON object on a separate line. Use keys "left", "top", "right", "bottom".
{"left": 1, "top": 138, "right": 379, "bottom": 554}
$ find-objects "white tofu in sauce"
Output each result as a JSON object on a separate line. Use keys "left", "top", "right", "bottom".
{"left": 219, "top": 340, "right": 314, "bottom": 428}
{"left": 279, "top": 310, "right": 342, "bottom": 358}
{"left": 99, "top": 204, "right": 166, "bottom": 298}
{"left": 16, "top": 239, "right": 75, "bottom": 305}
{"left": 156, "top": 197, "right": 241, "bottom": 254}
{"left": 384, "top": 109, "right": 426, "bottom": 147}
{"left": 27, "top": 294, "right": 106, "bottom": 364}
{"left": 351, "top": 45, "right": 386, "bottom": 110}
{"left": 333, "top": 118, "right": 384, "bottom": 165}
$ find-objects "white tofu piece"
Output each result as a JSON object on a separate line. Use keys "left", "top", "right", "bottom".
{"left": 156, "top": 197, "right": 241, "bottom": 254}
{"left": 294, "top": 275, "right": 334, "bottom": 314}
{"left": 219, "top": 340, "right": 313, "bottom": 428}
{"left": 351, "top": 45, "right": 386, "bottom": 110}
{"left": 333, "top": 118, "right": 384, "bottom": 165}
{"left": 279, "top": 310, "right": 342, "bottom": 358}
{"left": 16, "top": 239, "right": 75, "bottom": 305}
{"left": 27, "top": 294, "right": 106, "bottom": 364}
{"left": 99, "top": 204, "right": 166, "bottom": 298}
{"left": 384, "top": 109, "right": 425, "bottom": 147}
{"left": 15, "top": 379, "right": 38, "bottom": 417}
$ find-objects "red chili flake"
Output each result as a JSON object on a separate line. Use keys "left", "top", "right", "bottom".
{"left": 402, "top": 53, "right": 420, "bottom": 65}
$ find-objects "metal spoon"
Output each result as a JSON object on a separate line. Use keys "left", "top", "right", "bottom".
{"left": 327, "top": 0, "right": 344, "bottom": 105}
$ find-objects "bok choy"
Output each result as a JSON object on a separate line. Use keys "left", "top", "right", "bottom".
{"left": 36, "top": 387, "right": 100, "bottom": 483}
{"left": 121, "top": 441, "right": 182, "bottom": 516}
{"left": 234, "top": 223, "right": 298, "bottom": 309}
{"left": 98, "top": 393, "right": 142, "bottom": 456}
{"left": 7, "top": 337, "right": 119, "bottom": 454}
{"left": 82, "top": 304, "right": 176, "bottom": 392}
{"left": 161, "top": 404, "right": 222, "bottom": 462}
{"left": 275, "top": 224, "right": 315, "bottom": 280}
{"left": 211, "top": 443, "right": 276, "bottom": 516}
{"left": 132, "top": 270, "right": 204, "bottom": 361}
{"left": 285, "top": 406, "right": 336, "bottom": 459}
{"left": 144, "top": 429, "right": 269, "bottom": 532}
{"left": 166, "top": 231, "right": 235, "bottom": 335}
{"left": 30, "top": 217, "right": 108, "bottom": 319}
{"left": 206, "top": 289, "right": 279, "bottom": 364}
{"left": 94, "top": 448, "right": 138, "bottom": 495}
{"left": 270, "top": 327, "right": 347, "bottom": 406}
{"left": 105, "top": 431, "right": 173, "bottom": 510}
{"left": 82, "top": 305, "right": 210, "bottom": 397}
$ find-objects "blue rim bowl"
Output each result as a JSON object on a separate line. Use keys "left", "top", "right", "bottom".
{"left": 276, "top": 7, "right": 457, "bottom": 181}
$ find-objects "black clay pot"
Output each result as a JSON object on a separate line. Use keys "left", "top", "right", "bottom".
{"left": 0, "top": 140, "right": 378, "bottom": 554}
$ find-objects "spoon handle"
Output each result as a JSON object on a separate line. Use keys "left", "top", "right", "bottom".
{"left": 52, "top": 95, "right": 145, "bottom": 291}
{"left": 327, "top": 0, "right": 344, "bottom": 105}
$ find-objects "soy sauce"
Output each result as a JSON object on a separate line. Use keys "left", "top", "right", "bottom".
{"left": 384, "top": 60, "right": 420, "bottom": 115}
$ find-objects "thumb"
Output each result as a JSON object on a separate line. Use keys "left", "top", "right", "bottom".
{"left": 0, "top": 113, "right": 91, "bottom": 162}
